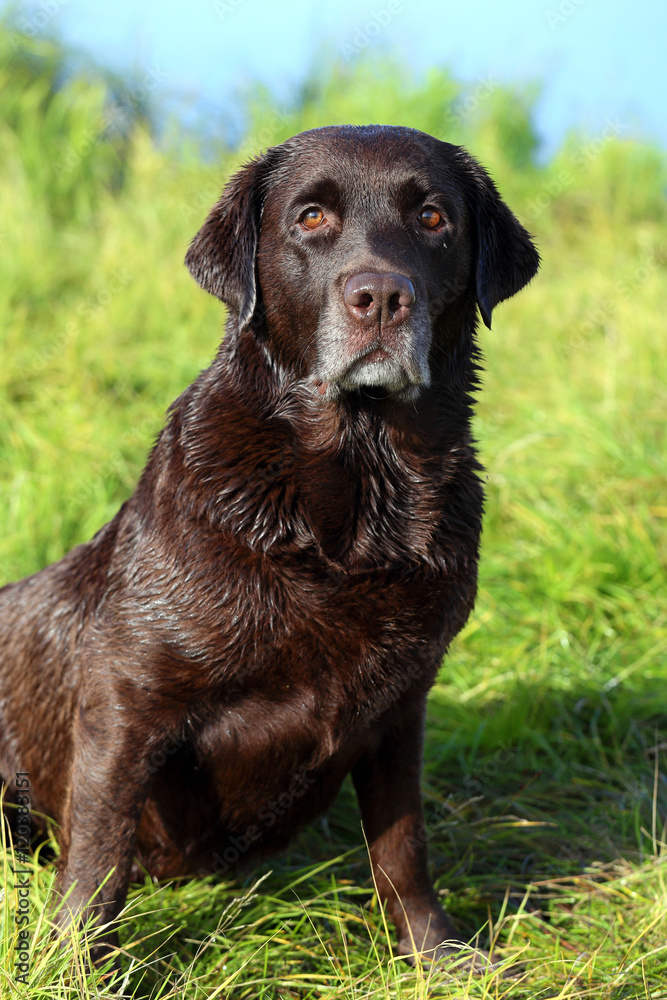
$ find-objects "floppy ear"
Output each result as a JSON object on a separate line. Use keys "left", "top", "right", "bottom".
{"left": 463, "top": 156, "right": 540, "bottom": 329}
{"left": 185, "top": 150, "right": 279, "bottom": 330}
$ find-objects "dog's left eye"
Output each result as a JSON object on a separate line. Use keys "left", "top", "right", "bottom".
{"left": 417, "top": 207, "right": 444, "bottom": 230}
{"left": 300, "top": 208, "right": 326, "bottom": 230}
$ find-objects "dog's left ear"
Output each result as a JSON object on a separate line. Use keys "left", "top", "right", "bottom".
{"left": 462, "top": 154, "right": 540, "bottom": 329}
{"left": 185, "top": 149, "right": 281, "bottom": 330}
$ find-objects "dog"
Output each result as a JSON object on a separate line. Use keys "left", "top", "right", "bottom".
{"left": 0, "top": 125, "right": 539, "bottom": 967}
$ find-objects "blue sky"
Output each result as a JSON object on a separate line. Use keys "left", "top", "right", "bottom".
{"left": 11, "top": 0, "right": 666, "bottom": 158}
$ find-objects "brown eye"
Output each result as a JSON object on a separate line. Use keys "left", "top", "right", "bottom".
{"left": 418, "top": 207, "right": 443, "bottom": 230}
{"left": 301, "top": 208, "right": 325, "bottom": 230}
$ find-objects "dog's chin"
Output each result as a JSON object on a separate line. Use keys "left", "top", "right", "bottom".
{"left": 339, "top": 356, "right": 406, "bottom": 389}
{"left": 309, "top": 346, "right": 430, "bottom": 403}
{"left": 336, "top": 355, "right": 427, "bottom": 400}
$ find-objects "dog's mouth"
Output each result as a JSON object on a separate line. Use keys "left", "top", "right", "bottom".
{"left": 337, "top": 347, "right": 409, "bottom": 391}
{"left": 312, "top": 353, "right": 422, "bottom": 401}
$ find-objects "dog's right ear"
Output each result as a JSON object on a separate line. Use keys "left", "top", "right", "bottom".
{"left": 185, "top": 151, "right": 279, "bottom": 330}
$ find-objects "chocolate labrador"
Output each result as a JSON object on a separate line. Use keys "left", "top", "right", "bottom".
{"left": 0, "top": 125, "right": 539, "bottom": 966}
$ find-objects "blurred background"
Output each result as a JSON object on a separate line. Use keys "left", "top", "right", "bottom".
{"left": 0, "top": 1, "right": 666, "bottom": 993}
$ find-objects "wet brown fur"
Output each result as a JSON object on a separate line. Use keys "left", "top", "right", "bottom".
{"left": 0, "top": 125, "right": 539, "bottom": 962}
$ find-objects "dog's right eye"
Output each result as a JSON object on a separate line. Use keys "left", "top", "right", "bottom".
{"left": 300, "top": 208, "right": 326, "bottom": 230}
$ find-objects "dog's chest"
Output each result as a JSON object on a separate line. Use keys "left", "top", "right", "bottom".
{"left": 186, "top": 561, "right": 455, "bottom": 774}
{"left": 188, "top": 638, "right": 403, "bottom": 840}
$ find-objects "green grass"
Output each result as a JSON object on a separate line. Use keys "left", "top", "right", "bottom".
{"left": 1, "top": 26, "right": 667, "bottom": 999}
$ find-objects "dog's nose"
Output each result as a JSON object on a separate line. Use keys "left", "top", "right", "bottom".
{"left": 343, "top": 272, "right": 415, "bottom": 327}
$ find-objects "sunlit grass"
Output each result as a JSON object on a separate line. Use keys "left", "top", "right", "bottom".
{"left": 1, "top": 24, "right": 666, "bottom": 998}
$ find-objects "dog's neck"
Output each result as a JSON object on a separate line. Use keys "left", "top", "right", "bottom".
{"left": 151, "top": 325, "right": 482, "bottom": 574}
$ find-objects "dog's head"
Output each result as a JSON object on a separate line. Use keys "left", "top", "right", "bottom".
{"left": 186, "top": 125, "right": 539, "bottom": 401}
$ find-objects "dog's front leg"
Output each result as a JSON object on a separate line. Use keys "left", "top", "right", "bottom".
{"left": 352, "top": 694, "right": 464, "bottom": 962}
{"left": 53, "top": 694, "right": 157, "bottom": 965}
